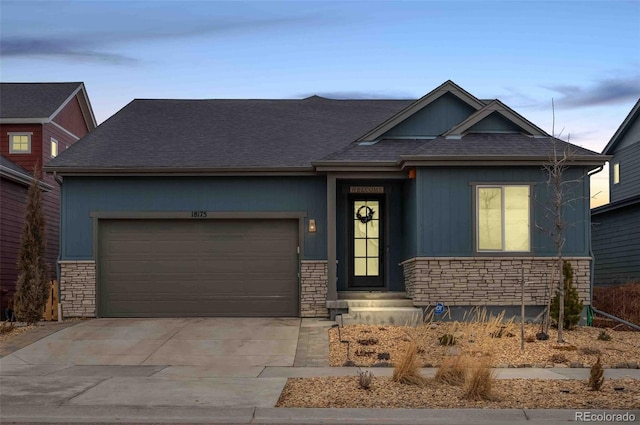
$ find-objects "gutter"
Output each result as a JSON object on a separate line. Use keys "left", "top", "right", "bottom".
{"left": 0, "top": 165, "right": 55, "bottom": 191}
{"left": 53, "top": 171, "right": 64, "bottom": 322}
{"left": 586, "top": 165, "right": 640, "bottom": 330}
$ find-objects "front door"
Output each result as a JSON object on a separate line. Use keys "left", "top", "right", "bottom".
{"left": 348, "top": 196, "right": 384, "bottom": 288}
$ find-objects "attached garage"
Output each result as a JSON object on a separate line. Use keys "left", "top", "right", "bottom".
{"left": 98, "top": 218, "right": 300, "bottom": 317}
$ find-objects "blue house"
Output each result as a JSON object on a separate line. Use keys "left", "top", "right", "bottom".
{"left": 592, "top": 99, "right": 640, "bottom": 285}
{"left": 45, "top": 81, "right": 607, "bottom": 319}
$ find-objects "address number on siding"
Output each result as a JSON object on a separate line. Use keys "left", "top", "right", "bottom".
{"left": 191, "top": 211, "right": 207, "bottom": 218}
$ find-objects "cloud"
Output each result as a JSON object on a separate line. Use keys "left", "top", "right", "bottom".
{"left": 298, "top": 90, "right": 415, "bottom": 100}
{"left": 1, "top": 38, "right": 138, "bottom": 64}
{"left": 546, "top": 75, "right": 640, "bottom": 108}
{"left": 0, "top": 14, "right": 327, "bottom": 65}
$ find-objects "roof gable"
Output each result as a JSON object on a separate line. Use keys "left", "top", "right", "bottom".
{"left": 357, "top": 80, "right": 486, "bottom": 142}
{"left": 0, "top": 82, "right": 97, "bottom": 130}
{"left": 602, "top": 99, "right": 640, "bottom": 154}
{"left": 443, "top": 100, "right": 548, "bottom": 138}
{"left": 381, "top": 92, "right": 477, "bottom": 138}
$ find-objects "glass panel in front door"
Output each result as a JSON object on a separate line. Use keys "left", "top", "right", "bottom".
{"left": 352, "top": 200, "right": 382, "bottom": 287}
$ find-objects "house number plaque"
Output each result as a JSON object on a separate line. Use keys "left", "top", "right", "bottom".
{"left": 349, "top": 186, "right": 384, "bottom": 194}
{"left": 191, "top": 211, "right": 208, "bottom": 218}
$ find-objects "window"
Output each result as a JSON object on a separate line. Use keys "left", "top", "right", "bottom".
{"left": 51, "top": 138, "right": 58, "bottom": 158}
{"left": 9, "top": 133, "right": 32, "bottom": 153}
{"left": 613, "top": 162, "right": 620, "bottom": 184}
{"left": 477, "top": 185, "right": 530, "bottom": 252}
{"left": 353, "top": 200, "right": 380, "bottom": 276}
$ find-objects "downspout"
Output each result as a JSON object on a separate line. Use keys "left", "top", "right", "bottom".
{"left": 586, "top": 166, "right": 640, "bottom": 330}
{"left": 53, "top": 171, "right": 63, "bottom": 322}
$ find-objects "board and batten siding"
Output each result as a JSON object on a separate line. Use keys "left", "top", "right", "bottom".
{"left": 414, "top": 166, "right": 591, "bottom": 257}
{"left": 592, "top": 203, "right": 640, "bottom": 284}
{"left": 610, "top": 142, "right": 640, "bottom": 203}
{"left": 382, "top": 93, "right": 477, "bottom": 138}
{"left": 60, "top": 176, "right": 327, "bottom": 261}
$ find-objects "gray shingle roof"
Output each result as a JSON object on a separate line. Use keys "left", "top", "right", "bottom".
{"left": 0, "top": 82, "right": 82, "bottom": 118}
{"left": 0, "top": 155, "right": 31, "bottom": 177}
{"left": 47, "top": 97, "right": 413, "bottom": 169}
{"left": 319, "top": 133, "right": 601, "bottom": 163}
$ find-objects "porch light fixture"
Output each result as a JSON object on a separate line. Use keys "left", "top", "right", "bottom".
{"left": 308, "top": 219, "right": 317, "bottom": 233}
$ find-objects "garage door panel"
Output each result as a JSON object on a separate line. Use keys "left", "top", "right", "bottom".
{"left": 99, "top": 219, "right": 299, "bottom": 317}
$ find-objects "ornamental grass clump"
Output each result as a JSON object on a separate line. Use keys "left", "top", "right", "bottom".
{"left": 589, "top": 356, "right": 604, "bottom": 391}
{"left": 435, "top": 355, "right": 469, "bottom": 386}
{"left": 463, "top": 357, "right": 496, "bottom": 401}
{"left": 392, "top": 341, "right": 427, "bottom": 387}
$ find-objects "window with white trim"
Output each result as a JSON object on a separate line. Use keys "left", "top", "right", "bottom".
{"left": 613, "top": 162, "right": 620, "bottom": 184}
{"left": 51, "top": 138, "right": 58, "bottom": 158}
{"left": 9, "top": 133, "right": 32, "bottom": 153}
{"left": 476, "top": 185, "right": 530, "bottom": 252}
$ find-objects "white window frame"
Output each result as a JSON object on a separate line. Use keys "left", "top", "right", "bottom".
{"left": 8, "top": 132, "right": 32, "bottom": 154}
{"left": 613, "top": 162, "right": 620, "bottom": 184}
{"left": 51, "top": 138, "right": 58, "bottom": 158}
{"left": 475, "top": 184, "right": 531, "bottom": 253}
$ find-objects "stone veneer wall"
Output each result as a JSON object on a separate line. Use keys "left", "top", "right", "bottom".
{"left": 59, "top": 260, "right": 96, "bottom": 317}
{"left": 300, "top": 260, "right": 329, "bottom": 317}
{"left": 402, "top": 257, "right": 591, "bottom": 306}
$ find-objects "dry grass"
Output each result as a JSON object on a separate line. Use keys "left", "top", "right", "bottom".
{"left": 435, "top": 355, "right": 469, "bottom": 386}
{"left": 589, "top": 356, "right": 604, "bottom": 391}
{"left": 391, "top": 341, "right": 427, "bottom": 387}
{"left": 463, "top": 357, "right": 496, "bottom": 401}
{"left": 593, "top": 282, "right": 640, "bottom": 328}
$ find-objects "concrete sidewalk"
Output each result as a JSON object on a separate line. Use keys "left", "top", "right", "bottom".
{"left": 1, "top": 318, "right": 639, "bottom": 424}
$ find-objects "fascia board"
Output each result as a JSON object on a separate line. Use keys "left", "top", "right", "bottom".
{"left": 0, "top": 167, "right": 55, "bottom": 191}
{"left": 602, "top": 99, "right": 640, "bottom": 155}
{"left": 443, "top": 100, "right": 548, "bottom": 137}
{"left": 43, "top": 166, "right": 317, "bottom": 176}
{"left": 0, "top": 118, "right": 49, "bottom": 124}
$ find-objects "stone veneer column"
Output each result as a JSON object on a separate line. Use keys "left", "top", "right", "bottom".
{"left": 401, "top": 257, "right": 591, "bottom": 307}
{"left": 300, "top": 260, "right": 329, "bottom": 317}
{"left": 59, "top": 260, "right": 96, "bottom": 317}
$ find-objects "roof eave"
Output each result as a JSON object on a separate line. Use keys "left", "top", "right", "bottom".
{"left": 0, "top": 166, "right": 55, "bottom": 191}
{"left": 399, "top": 155, "right": 610, "bottom": 167}
{"left": 591, "top": 194, "right": 640, "bottom": 215}
{"left": 43, "top": 166, "right": 317, "bottom": 176}
{"left": 0, "top": 118, "right": 48, "bottom": 124}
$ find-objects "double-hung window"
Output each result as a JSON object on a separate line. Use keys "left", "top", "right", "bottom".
{"left": 476, "top": 185, "right": 530, "bottom": 252}
{"left": 9, "top": 133, "right": 32, "bottom": 153}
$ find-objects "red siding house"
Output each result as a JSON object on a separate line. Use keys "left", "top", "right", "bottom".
{"left": 0, "top": 83, "right": 96, "bottom": 317}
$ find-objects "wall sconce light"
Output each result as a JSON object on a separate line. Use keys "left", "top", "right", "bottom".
{"left": 308, "top": 219, "right": 317, "bottom": 233}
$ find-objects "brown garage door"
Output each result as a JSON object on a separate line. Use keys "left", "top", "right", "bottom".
{"left": 98, "top": 219, "right": 299, "bottom": 317}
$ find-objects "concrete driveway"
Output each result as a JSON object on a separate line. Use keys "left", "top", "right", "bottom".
{"left": 1, "top": 317, "right": 300, "bottom": 410}
{"left": 2, "top": 317, "right": 300, "bottom": 368}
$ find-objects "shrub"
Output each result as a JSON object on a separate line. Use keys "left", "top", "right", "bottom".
{"left": 392, "top": 341, "right": 427, "bottom": 387}
{"left": 463, "top": 357, "right": 495, "bottom": 401}
{"left": 550, "top": 261, "right": 584, "bottom": 330}
{"left": 357, "top": 369, "right": 373, "bottom": 390}
{"left": 435, "top": 355, "right": 469, "bottom": 386}
{"left": 13, "top": 169, "right": 49, "bottom": 325}
{"left": 597, "top": 330, "right": 612, "bottom": 341}
{"left": 438, "top": 334, "right": 456, "bottom": 346}
{"left": 588, "top": 356, "right": 604, "bottom": 391}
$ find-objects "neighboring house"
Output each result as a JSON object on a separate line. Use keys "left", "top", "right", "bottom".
{"left": 45, "top": 81, "right": 607, "bottom": 319}
{"left": 0, "top": 82, "right": 96, "bottom": 316}
{"left": 592, "top": 99, "right": 640, "bottom": 285}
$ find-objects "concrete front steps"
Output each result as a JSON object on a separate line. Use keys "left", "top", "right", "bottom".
{"left": 330, "top": 298, "right": 424, "bottom": 326}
